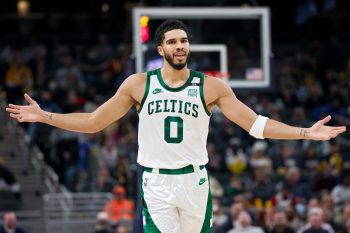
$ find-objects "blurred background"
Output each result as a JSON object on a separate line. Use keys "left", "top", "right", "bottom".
{"left": 0, "top": 0, "right": 350, "bottom": 233}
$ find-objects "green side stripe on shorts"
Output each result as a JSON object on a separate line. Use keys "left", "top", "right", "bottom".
{"left": 141, "top": 172, "right": 161, "bottom": 233}
{"left": 200, "top": 174, "right": 213, "bottom": 233}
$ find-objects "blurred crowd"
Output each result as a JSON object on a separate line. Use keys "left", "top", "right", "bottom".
{"left": 0, "top": 29, "right": 350, "bottom": 233}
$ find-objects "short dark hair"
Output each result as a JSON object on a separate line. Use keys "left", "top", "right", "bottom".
{"left": 155, "top": 19, "right": 189, "bottom": 46}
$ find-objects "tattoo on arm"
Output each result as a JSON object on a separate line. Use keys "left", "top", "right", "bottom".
{"left": 300, "top": 128, "right": 309, "bottom": 139}
{"left": 45, "top": 113, "right": 53, "bottom": 120}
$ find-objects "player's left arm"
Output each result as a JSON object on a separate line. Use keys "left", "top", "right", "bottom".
{"left": 205, "top": 77, "right": 346, "bottom": 140}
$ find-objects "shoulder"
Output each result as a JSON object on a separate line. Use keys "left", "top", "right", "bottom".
{"left": 203, "top": 75, "right": 236, "bottom": 100}
{"left": 124, "top": 72, "right": 147, "bottom": 85}
{"left": 118, "top": 73, "right": 146, "bottom": 92}
{"left": 204, "top": 75, "right": 232, "bottom": 91}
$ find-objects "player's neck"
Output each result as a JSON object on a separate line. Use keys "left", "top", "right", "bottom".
{"left": 160, "top": 65, "right": 190, "bottom": 86}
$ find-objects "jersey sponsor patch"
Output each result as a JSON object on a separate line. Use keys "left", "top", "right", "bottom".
{"left": 187, "top": 89, "right": 198, "bottom": 97}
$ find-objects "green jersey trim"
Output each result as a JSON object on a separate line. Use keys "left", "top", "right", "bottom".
{"left": 156, "top": 68, "right": 194, "bottom": 92}
{"left": 137, "top": 70, "right": 152, "bottom": 114}
{"left": 199, "top": 73, "right": 211, "bottom": 116}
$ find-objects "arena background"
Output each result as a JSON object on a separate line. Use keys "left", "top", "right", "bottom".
{"left": 0, "top": 0, "right": 350, "bottom": 233}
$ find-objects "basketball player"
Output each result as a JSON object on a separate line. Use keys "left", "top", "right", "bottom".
{"left": 5, "top": 20, "right": 346, "bottom": 233}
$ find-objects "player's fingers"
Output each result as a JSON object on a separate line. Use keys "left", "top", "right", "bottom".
{"left": 24, "top": 93, "right": 35, "bottom": 104}
{"left": 329, "top": 129, "right": 346, "bottom": 137}
{"left": 333, "top": 126, "right": 346, "bottom": 132}
{"left": 319, "top": 115, "right": 331, "bottom": 125}
{"left": 6, "top": 107, "right": 21, "bottom": 114}
{"left": 333, "top": 128, "right": 346, "bottom": 134}
{"left": 8, "top": 104, "right": 21, "bottom": 110}
{"left": 9, "top": 113, "right": 20, "bottom": 119}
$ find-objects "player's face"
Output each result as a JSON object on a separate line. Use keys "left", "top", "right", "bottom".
{"left": 158, "top": 29, "right": 190, "bottom": 70}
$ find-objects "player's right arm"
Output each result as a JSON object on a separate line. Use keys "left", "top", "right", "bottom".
{"left": 5, "top": 73, "right": 144, "bottom": 133}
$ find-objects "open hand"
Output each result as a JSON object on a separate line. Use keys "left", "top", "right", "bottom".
{"left": 307, "top": 115, "right": 346, "bottom": 140}
{"left": 6, "top": 93, "right": 44, "bottom": 123}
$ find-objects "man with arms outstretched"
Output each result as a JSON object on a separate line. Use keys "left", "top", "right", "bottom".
{"left": 6, "top": 20, "right": 346, "bottom": 233}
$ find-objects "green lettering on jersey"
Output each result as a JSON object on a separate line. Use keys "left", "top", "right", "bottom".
{"left": 170, "top": 99, "right": 177, "bottom": 112}
{"left": 178, "top": 100, "right": 183, "bottom": 113}
{"left": 147, "top": 99, "right": 199, "bottom": 118}
{"left": 148, "top": 101, "right": 154, "bottom": 115}
{"left": 163, "top": 99, "right": 170, "bottom": 112}
{"left": 155, "top": 100, "right": 162, "bottom": 113}
{"left": 192, "top": 104, "right": 199, "bottom": 118}
{"left": 184, "top": 102, "right": 191, "bottom": 115}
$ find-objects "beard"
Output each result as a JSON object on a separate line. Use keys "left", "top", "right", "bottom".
{"left": 164, "top": 51, "right": 190, "bottom": 70}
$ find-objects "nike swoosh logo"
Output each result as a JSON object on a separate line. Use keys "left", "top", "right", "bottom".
{"left": 152, "top": 88, "right": 163, "bottom": 94}
{"left": 199, "top": 178, "right": 206, "bottom": 185}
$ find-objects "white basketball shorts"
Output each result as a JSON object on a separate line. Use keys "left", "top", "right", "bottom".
{"left": 141, "top": 165, "right": 212, "bottom": 233}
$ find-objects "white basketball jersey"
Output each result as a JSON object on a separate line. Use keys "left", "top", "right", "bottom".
{"left": 137, "top": 69, "right": 211, "bottom": 169}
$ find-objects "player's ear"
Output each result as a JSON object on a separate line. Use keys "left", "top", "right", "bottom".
{"left": 157, "top": 46, "right": 164, "bottom": 56}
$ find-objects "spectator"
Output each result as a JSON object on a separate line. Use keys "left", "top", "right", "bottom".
{"left": 115, "top": 224, "right": 130, "bottom": 233}
{"left": 271, "top": 183, "right": 297, "bottom": 210}
{"left": 228, "top": 210, "right": 264, "bottom": 233}
{"left": 0, "top": 212, "right": 27, "bottom": 233}
{"left": 273, "top": 142, "right": 300, "bottom": 171}
{"left": 249, "top": 141, "right": 272, "bottom": 174}
{"left": 320, "top": 193, "right": 334, "bottom": 215}
{"left": 5, "top": 52, "right": 33, "bottom": 103}
{"left": 284, "top": 204, "right": 304, "bottom": 231}
{"left": 300, "top": 145, "right": 320, "bottom": 174}
{"left": 297, "top": 207, "right": 334, "bottom": 233}
{"left": 54, "top": 54, "right": 84, "bottom": 90}
{"left": 112, "top": 154, "right": 133, "bottom": 189}
{"left": 341, "top": 204, "right": 350, "bottom": 230}
{"left": 331, "top": 170, "right": 350, "bottom": 205}
{"left": 209, "top": 175, "right": 224, "bottom": 198}
{"left": 312, "top": 162, "right": 338, "bottom": 193}
{"left": 212, "top": 197, "right": 228, "bottom": 228}
{"left": 103, "top": 185, "right": 134, "bottom": 224}
{"left": 99, "top": 138, "right": 118, "bottom": 175}
{"left": 224, "top": 175, "right": 243, "bottom": 198}
{"left": 268, "top": 210, "right": 295, "bottom": 233}
{"left": 251, "top": 168, "right": 275, "bottom": 202}
{"left": 225, "top": 137, "right": 247, "bottom": 176}
{"left": 93, "top": 211, "right": 112, "bottom": 233}
{"left": 284, "top": 167, "right": 311, "bottom": 202}
{"left": 0, "top": 157, "right": 21, "bottom": 199}
{"left": 214, "top": 202, "right": 244, "bottom": 233}
{"left": 77, "top": 133, "right": 101, "bottom": 192}
{"left": 96, "top": 165, "right": 115, "bottom": 192}
{"left": 206, "top": 143, "right": 225, "bottom": 174}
